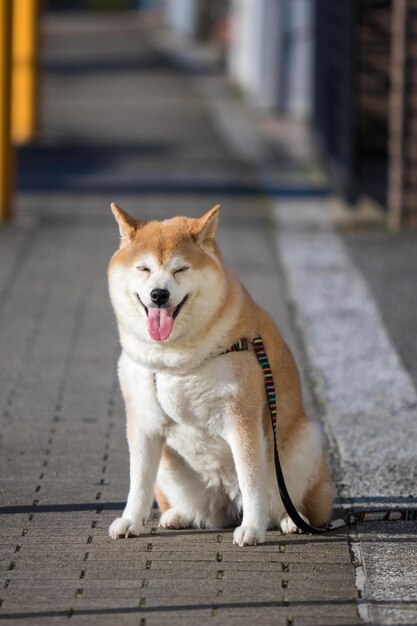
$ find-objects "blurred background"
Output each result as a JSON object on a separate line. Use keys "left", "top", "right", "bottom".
{"left": 1, "top": 0, "right": 417, "bottom": 228}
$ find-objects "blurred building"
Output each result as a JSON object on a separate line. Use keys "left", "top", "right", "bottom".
{"left": 163, "top": 0, "right": 417, "bottom": 229}
{"left": 314, "top": 1, "right": 390, "bottom": 206}
{"left": 164, "top": 0, "right": 226, "bottom": 41}
{"left": 314, "top": 0, "right": 417, "bottom": 230}
{"left": 228, "top": 0, "right": 313, "bottom": 117}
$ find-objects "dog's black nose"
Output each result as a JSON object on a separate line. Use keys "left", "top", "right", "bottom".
{"left": 150, "top": 288, "right": 170, "bottom": 307}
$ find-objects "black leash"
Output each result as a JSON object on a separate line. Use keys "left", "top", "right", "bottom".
{"left": 223, "top": 336, "right": 417, "bottom": 533}
{"left": 252, "top": 337, "right": 326, "bottom": 533}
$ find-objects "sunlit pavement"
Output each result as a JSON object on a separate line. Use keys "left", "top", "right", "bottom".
{"left": 0, "top": 12, "right": 415, "bottom": 626}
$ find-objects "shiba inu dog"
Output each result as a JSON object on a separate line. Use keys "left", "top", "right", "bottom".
{"left": 108, "top": 203, "right": 333, "bottom": 546}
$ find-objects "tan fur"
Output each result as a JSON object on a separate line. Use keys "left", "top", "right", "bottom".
{"left": 110, "top": 209, "right": 222, "bottom": 269}
{"left": 154, "top": 484, "right": 171, "bottom": 513}
{"left": 303, "top": 452, "right": 334, "bottom": 527}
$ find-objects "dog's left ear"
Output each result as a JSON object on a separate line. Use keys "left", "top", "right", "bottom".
{"left": 191, "top": 205, "right": 221, "bottom": 246}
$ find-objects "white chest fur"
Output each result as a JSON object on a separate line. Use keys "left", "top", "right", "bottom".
{"left": 118, "top": 351, "right": 242, "bottom": 492}
{"left": 154, "top": 357, "right": 235, "bottom": 425}
{"left": 156, "top": 358, "right": 239, "bottom": 488}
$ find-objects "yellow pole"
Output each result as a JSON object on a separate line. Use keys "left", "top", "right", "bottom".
{"left": 0, "top": 0, "right": 13, "bottom": 222}
{"left": 12, "top": 0, "right": 40, "bottom": 144}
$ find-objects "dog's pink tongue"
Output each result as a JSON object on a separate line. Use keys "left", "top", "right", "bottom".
{"left": 147, "top": 307, "right": 175, "bottom": 341}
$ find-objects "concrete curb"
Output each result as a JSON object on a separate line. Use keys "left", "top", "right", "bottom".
{"left": 272, "top": 200, "right": 417, "bottom": 625}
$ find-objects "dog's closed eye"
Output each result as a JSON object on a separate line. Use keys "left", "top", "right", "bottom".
{"left": 137, "top": 266, "right": 151, "bottom": 274}
{"left": 174, "top": 266, "right": 189, "bottom": 275}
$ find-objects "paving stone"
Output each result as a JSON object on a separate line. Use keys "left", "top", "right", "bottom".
{"left": 0, "top": 11, "right": 364, "bottom": 626}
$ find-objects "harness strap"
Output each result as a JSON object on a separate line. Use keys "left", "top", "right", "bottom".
{"left": 222, "top": 336, "right": 417, "bottom": 533}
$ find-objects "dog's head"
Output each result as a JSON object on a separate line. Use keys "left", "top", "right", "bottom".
{"left": 108, "top": 203, "right": 227, "bottom": 344}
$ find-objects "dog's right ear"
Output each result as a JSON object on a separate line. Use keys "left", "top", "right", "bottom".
{"left": 111, "top": 203, "right": 145, "bottom": 248}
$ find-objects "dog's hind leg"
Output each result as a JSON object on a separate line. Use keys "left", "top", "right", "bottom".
{"left": 156, "top": 445, "right": 210, "bottom": 529}
{"left": 154, "top": 483, "right": 171, "bottom": 513}
{"left": 276, "top": 424, "right": 334, "bottom": 532}
{"left": 302, "top": 451, "right": 334, "bottom": 528}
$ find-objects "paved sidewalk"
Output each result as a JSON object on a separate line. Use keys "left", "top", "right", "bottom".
{"left": 0, "top": 11, "right": 415, "bottom": 626}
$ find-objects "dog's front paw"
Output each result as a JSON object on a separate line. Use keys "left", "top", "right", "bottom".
{"left": 280, "top": 513, "right": 310, "bottom": 534}
{"left": 233, "top": 525, "right": 265, "bottom": 547}
{"left": 109, "top": 516, "right": 143, "bottom": 539}
{"left": 159, "top": 507, "right": 192, "bottom": 530}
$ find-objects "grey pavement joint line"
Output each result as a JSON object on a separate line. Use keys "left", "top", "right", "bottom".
{"left": 348, "top": 528, "right": 371, "bottom": 624}
{"left": 70, "top": 347, "right": 119, "bottom": 618}
{"left": 215, "top": 532, "right": 223, "bottom": 615}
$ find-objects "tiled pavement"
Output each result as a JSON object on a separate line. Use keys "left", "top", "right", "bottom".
{"left": 0, "top": 12, "right": 366, "bottom": 626}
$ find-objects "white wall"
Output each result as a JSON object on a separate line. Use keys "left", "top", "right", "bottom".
{"left": 228, "top": 0, "right": 265, "bottom": 104}
{"left": 284, "top": 0, "right": 313, "bottom": 118}
{"left": 258, "top": 0, "right": 282, "bottom": 110}
{"left": 228, "top": 0, "right": 313, "bottom": 117}
{"left": 164, "top": 0, "right": 197, "bottom": 38}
